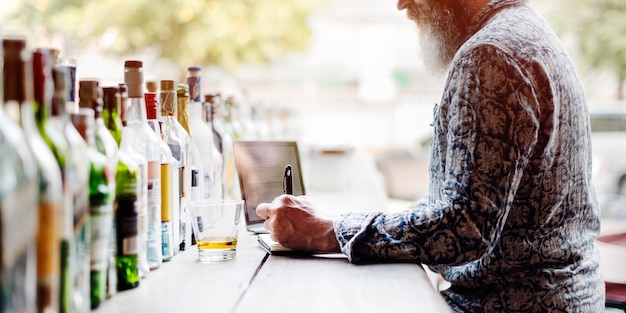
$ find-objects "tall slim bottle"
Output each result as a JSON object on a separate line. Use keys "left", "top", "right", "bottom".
{"left": 145, "top": 92, "right": 174, "bottom": 262}
{"left": 220, "top": 95, "right": 241, "bottom": 200}
{"left": 123, "top": 60, "right": 160, "bottom": 276}
{"left": 4, "top": 38, "right": 64, "bottom": 313}
{"left": 50, "top": 66, "right": 90, "bottom": 313}
{"left": 204, "top": 93, "right": 224, "bottom": 200}
{"left": 101, "top": 86, "right": 122, "bottom": 298}
{"left": 189, "top": 92, "right": 219, "bottom": 202}
{"left": 186, "top": 67, "right": 216, "bottom": 202}
{"left": 1, "top": 36, "right": 39, "bottom": 313}
{"left": 68, "top": 109, "right": 113, "bottom": 310}
{"left": 143, "top": 92, "right": 164, "bottom": 268}
{"left": 115, "top": 84, "right": 141, "bottom": 291}
{"left": 32, "top": 48, "right": 65, "bottom": 313}
{"left": 159, "top": 80, "right": 185, "bottom": 255}
{"left": 176, "top": 84, "right": 203, "bottom": 247}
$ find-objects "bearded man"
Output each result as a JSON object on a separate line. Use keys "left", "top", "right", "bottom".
{"left": 257, "top": 0, "right": 605, "bottom": 311}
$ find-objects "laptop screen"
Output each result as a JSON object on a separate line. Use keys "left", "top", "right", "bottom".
{"left": 233, "top": 141, "right": 306, "bottom": 228}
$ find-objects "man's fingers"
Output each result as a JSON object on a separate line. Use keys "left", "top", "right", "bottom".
{"left": 256, "top": 202, "right": 271, "bottom": 219}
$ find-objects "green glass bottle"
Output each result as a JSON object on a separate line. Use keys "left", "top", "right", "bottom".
{"left": 32, "top": 47, "right": 66, "bottom": 313}
{"left": 114, "top": 144, "right": 141, "bottom": 291}
{"left": 69, "top": 108, "right": 115, "bottom": 309}
{"left": 115, "top": 84, "right": 141, "bottom": 291}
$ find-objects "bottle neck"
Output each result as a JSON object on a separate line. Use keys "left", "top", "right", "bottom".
{"left": 125, "top": 97, "right": 148, "bottom": 122}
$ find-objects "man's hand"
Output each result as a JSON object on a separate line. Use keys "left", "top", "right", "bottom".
{"left": 256, "top": 195, "right": 341, "bottom": 253}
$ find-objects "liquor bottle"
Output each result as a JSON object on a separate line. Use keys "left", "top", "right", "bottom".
{"left": 1, "top": 37, "right": 39, "bottom": 313}
{"left": 159, "top": 79, "right": 185, "bottom": 254}
{"left": 122, "top": 60, "right": 161, "bottom": 277}
{"left": 115, "top": 84, "right": 141, "bottom": 291}
{"left": 144, "top": 92, "right": 165, "bottom": 270}
{"left": 201, "top": 95, "right": 224, "bottom": 201}
{"left": 101, "top": 86, "right": 122, "bottom": 298}
{"left": 69, "top": 109, "right": 114, "bottom": 310}
{"left": 145, "top": 92, "right": 175, "bottom": 262}
{"left": 4, "top": 37, "right": 64, "bottom": 313}
{"left": 176, "top": 84, "right": 204, "bottom": 248}
{"left": 186, "top": 67, "right": 219, "bottom": 202}
{"left": 50, "top": 65, "right": 91, "bottom": 313}
{"left": 219, "top": 95, "right": 241, "bottom": 200}
{"left": 32, "top": 48, "right": 66, "bottom": 313}
{"left": 176, "top": 83, "right": 204, "bottom": 203}
{"left": 205, "top": 93, "right": 229, "bottom": 199}
{"left": 188, "top": 91, "right": 219, "bottom": 201}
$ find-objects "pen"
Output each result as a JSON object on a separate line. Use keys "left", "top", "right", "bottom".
{"left": 283, "top": 164, "right": 293, "bottom": 195}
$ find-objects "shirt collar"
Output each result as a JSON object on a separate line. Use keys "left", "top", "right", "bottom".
{"left": 467, "top": 0, "right": 529, "bottom": 36}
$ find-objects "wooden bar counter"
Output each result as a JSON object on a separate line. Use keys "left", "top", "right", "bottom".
{"left": 94, "top": 221, "right": 450, "bottom": 313}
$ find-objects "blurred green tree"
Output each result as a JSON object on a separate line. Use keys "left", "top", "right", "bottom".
{"left": 11, "top": 0, "right": 330, "bottom": 71}
{"left": 546, "top": 0, "right": 626, "bottom": 100}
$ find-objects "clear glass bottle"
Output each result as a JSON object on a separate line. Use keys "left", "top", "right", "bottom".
{"left": 122, "top": 60, "right": 160, "bottom": 277}
{"left": 143, "top": 91, "right": 166, "bottom": 268}
{"left": 159, "top": 79, "right": 185, "bottom": 254}
{"left": 177, "top": 84, "right": 204, "bottom": 247}
{"left": 69, "top": 108, "right": 114, "bottom": 310}
{"left": 50, "top": 65, "right": 91, "bottom": 313}
{"left": 202, "top": 93, "right": 227, "bottom": 199}
{"left": 32, "top": 47, "right": 65, "bottom": 313}
{"left": 177, "top": 83, "right": 204, "bottom": 204}
{"left": 115, "top": 83, "right": 141, "bottom": 291}
{"left": 1, "top": 36, "right": 40, "bottom": 313}
{"left": 4, "top": 37, "right": 64, "bottom": 313}
{"left": 189, "top": 93, "right": 220, "bottom": 201}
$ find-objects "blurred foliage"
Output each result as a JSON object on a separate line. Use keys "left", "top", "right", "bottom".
{"left": 11, "top": 0, "right": 330, "bottom": 71}
{"left": 545, "top": 0, "right": 626, "bottom": 99}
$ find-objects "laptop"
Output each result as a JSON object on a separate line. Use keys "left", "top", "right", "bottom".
{"left": 233, "top": 141, "right": 306, "bottom": 234}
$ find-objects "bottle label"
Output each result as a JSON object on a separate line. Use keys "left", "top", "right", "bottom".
{"left": 147, "top": 160, "right": 162, "bottom": 263}
{"left": 160, "top": 163, "right": 173, "bottom": 221}
{"left": 116, "top": 195, "right": 139, "bottom": 256}
{"left": 37, "top": 201, "right": 61, "bottom": 292}
{"left": 90, "top": 208, "right": 113, "bottom": 270}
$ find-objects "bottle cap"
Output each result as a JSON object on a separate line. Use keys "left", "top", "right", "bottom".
{"left": 3, "top": 37, "right": 30, "bottom": 103}
{"left": 144, "top": 92, "right": 158, "bottom": 120}
{"left": 32, "top": 49, "right": 54, "bottom": 107}
{"left": 160, "top": 79, "right": 175, "bottom": 91}
{"left": 78, "top": 79, "right": 103, "bottom": 117}
{"left": 146, "top": 80, "right": 158, "bottom": 93}
{"left": 51, "top": 66, "right": 69, "bottom": 116}
{"left": 160, "top": 80, "right": 176, "bottom": 115}
{"left": 102, "top": 86, "right": 120, "bottom": 113}
{"left": 124, "top": 60, "right": 143, "bottom": 98}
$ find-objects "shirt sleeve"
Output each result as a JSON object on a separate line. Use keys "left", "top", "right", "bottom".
{"left": 334, "top": 43, "right": 541, "bottom": 265}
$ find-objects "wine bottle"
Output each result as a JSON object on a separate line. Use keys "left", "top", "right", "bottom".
{"left": 1, "top": 36, "right": 40, "bottom": 313}
{"left": 122, "top": 60, "right": 161, "bottom": 276}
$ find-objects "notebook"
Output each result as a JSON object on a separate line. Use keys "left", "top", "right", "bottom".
{"left": 233, "top": 140, "right": 306, "bottom": 234}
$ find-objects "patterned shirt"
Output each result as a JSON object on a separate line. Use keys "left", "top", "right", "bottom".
{"left": 334, "top": 0, "right": 604, "bottom": 311}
